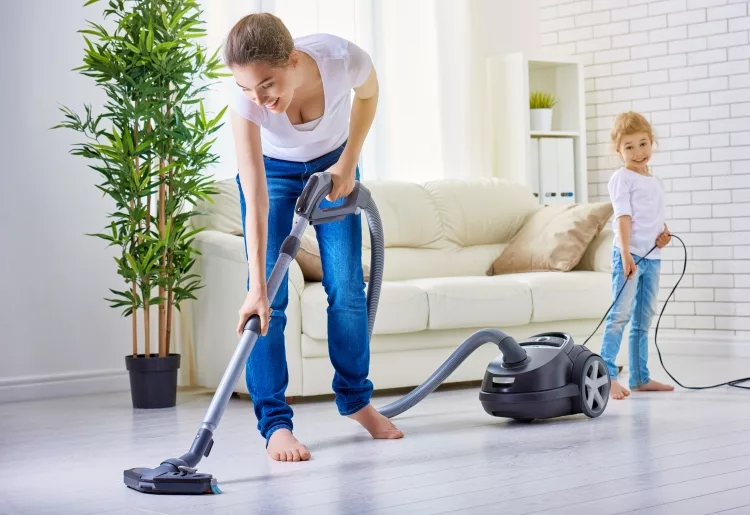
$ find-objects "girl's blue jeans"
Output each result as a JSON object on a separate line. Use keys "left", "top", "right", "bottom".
{"left": 601, "top": 246, "right": 661, "bottom": 388}
{"left": 600, "top": 246, "right": 661, "bottom": 389}
{"left": 236, "top": 143, "right": 372, "bottom": 442}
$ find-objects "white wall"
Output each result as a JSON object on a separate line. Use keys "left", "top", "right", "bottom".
{"left": 0, "top": 2, "right": 134, "bottom": 401}
{"left": 481, "top": 0, "right": 542, "bottom": 55}
{"left": 539, "top": 0, "right": 750, "bottom": 338}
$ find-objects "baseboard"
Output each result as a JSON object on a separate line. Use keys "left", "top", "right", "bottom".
{"left": 0, "top": 369, "right": 130, "bottom": 404}
{"left": 648, "top": 333, "right": 750, "bottom": 359}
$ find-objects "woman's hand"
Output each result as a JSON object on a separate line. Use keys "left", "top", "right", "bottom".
{"left": 327, "top": 157, "right": 357, "bottom": 202}
{"left": 656, "top": 224, "right": 671, "bottom": 248}
{"left": 237, "top": 290, "right": 271, "bottom": 337}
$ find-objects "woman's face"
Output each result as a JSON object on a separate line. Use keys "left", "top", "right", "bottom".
{"left": 233, "top": 54, "right": 298, "bottom": 114}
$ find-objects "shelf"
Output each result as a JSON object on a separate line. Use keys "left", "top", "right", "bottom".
{"left": 486, "top": 51, "right": 588, "bottom": 204}
{"left": 530, "top": 131, "right": 580, "bottom": 138}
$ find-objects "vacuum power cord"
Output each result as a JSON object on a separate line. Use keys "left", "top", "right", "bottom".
{"left": 583, "top": 234, "right": 750, "bottom": 390}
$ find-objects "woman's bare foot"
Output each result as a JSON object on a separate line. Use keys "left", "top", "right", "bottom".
{"left": 610, "top": 380, "right": 630, "bottom": 400}
{"left": 633, "top": 380, "right": 674, "bottom": 392}
{"left": 266, "top": 428, "right": 311, "bottom": 462}
{"left": 348, "top": 404, "right": 404, "bottom": 439}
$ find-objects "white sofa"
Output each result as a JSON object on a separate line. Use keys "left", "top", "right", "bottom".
{"left": 186, "top": 177, "right": 615, "bottom": 398}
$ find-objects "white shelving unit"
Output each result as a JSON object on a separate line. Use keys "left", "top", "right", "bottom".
{"left": 486, "top": 52, "right": 588, "bottom": 204}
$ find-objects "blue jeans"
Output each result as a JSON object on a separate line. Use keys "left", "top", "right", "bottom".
{"left": 236, "top": 143, "right": 372, "bottom": 442}
{"left": 599, "top": 246, "right": 661, "bottom": 389}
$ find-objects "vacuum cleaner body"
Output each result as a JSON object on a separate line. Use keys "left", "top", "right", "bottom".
{"left": 480, "top": 332, "right": 610, "bottom": 421}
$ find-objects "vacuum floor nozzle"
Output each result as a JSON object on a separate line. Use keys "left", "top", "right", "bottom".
{"left": 123, "top": 466, "right": 221, "bottom": 495}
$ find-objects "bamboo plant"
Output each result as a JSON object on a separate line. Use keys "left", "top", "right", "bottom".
{"left": 55, "top": 0, "right": 228, "bottom": 359}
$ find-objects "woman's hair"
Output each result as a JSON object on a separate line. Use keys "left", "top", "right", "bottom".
{"left": 610, "top": 111, "right": 656, "bottom": 150}
{"left": 224, "top": 13, "right": 295, "bottom": 69}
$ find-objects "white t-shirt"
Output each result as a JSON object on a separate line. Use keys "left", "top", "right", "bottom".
{"left": 228, "top": 33, "right": 373, "bottom": 162}
{"left": 607, "top": 167, "right": 666, "bottom": 260}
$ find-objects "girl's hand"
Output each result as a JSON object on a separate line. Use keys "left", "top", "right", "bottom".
{"left": 656, "top": 225, "right": 671, "bottom": 248}
{"left": 327, "top": 158, "right": 357, "bottom": 202}
{"left": 622, "top": 252, "right": 637, "bottom": 280}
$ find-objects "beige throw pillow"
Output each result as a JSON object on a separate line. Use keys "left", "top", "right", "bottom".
{"left": 488, "top": 202, "right": 613, "bottom": 275}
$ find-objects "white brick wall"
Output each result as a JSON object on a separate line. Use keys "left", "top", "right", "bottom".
{"left": 541, "top": 0, "right": 750, "bottom": 336}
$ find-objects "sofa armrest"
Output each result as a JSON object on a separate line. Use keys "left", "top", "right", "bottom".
{"left": 576, "top": 227, "right": 613, "bottom": 273}
{"left": 194, "top": 230, "right": 305, "bottom": 297}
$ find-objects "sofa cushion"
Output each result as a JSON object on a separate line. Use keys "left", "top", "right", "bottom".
{"left": 362, "top": 244, "right": 507, "bottom": 282}
{"left": 301, "top": 281, "right": 428, "bottom": 339}
{"left": 360, "top": 181, "right": 449, "bottom": 250}
{"left": 513, "top": 271, "right": 613, "bottom": 323}
{"left": 404, "top": 275, "right": 533, "bottom": 330}
{"left": 488, "top": 202, "right": 613, "bottom": 275}
{"left": 423, "top": 178, "right": 540, "bottom": 246}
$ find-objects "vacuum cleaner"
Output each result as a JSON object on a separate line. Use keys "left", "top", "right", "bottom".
{"left": 121, "top": 171, "right": 620, "bottom": 495}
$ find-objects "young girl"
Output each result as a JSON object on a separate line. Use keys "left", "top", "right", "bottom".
{"left": 224, "top": 13, "right": 403, "bottom": 462}
{"left": 600, "top": 111, "right": 675, "bottom": 400}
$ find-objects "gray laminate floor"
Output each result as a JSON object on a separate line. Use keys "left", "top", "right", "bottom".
{"left": 2, "top": 368, "right": 750, "bottom": 515}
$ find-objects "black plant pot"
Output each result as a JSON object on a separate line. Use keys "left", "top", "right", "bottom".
{"left": 125, "top": 353, "right": 181, "bottom": 409}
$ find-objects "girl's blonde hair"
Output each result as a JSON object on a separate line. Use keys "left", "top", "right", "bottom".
{"left": 610, "top": 111, "right": 656, "bottom": 150}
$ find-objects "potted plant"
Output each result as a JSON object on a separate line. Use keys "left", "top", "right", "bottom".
{"left": 529, "top": 90, "right": 557, "bottom": 132}
{"left": 54, "top": 0, "right": 227, "bottom": 409}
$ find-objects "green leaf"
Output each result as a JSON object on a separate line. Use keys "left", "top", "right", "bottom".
{"left": 170, "top": 6, "right": 192, "bottom": 30}
{"left": 124, "top": 41, "right": 140, "bottom": 54}
{"left": 146, "top": 19, "right": 154, "bottom": 52}
{"left": 124, "top": 252, "right": 140, "bottom": 275}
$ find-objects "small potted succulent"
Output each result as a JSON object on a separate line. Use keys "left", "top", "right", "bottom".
{"left": 529, "top": 91, "right": 557, "bottom": 132}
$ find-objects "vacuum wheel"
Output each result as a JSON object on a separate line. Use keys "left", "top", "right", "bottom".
{"left": 579, "top": 355, "right": 610, "bottom": 418}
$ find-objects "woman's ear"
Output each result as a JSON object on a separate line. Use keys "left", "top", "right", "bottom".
{"left": 288, "top": 50, "right": 300, "bottom": 67}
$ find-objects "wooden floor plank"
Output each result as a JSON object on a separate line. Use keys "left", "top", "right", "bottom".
{"left": 626, "top": 486, "right": 750, "bottom": 515}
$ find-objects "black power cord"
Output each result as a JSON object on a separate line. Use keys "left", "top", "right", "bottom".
{"left": 583, "top": 233, "right": 750, "bottom": 390}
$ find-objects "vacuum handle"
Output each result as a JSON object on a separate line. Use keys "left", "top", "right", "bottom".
{"left": 243, "top": 314, "right": 262, "bottom": 334}
{"left": 295, "top": 171, "right": 372, "bottom": 225}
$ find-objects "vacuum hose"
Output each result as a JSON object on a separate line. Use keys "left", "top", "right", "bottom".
{"left": 363, "top": 196, "right": 384, "bottom": 339}
{"left": 376, "top": 330, "right": 527, "bottom": 418}
{"left": 360, "top": 191, "right": 528, "bottom": 419}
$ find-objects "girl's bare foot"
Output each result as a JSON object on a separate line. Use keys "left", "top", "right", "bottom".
{"left": 610, "top": 380, "right": 630, "bottom": 400}
{"left": 266, "top": 428, "right": 311, "bottom": 462}
{"left": 633, "top": 380, "right": 674, "bottom": 392}
{"left": 348, "top": 404, "right": 404, "bottom": 439}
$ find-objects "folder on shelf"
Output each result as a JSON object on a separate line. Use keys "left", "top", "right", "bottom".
{"left": 529, "top": 138, "right": 540, "bottom": 200}
{"left": 537, "top": 137, "right": 575, "bottom": 205}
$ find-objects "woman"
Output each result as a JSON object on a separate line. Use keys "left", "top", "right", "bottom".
{"left": 224, "top": 13, "right": 403, "bottom": 462}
